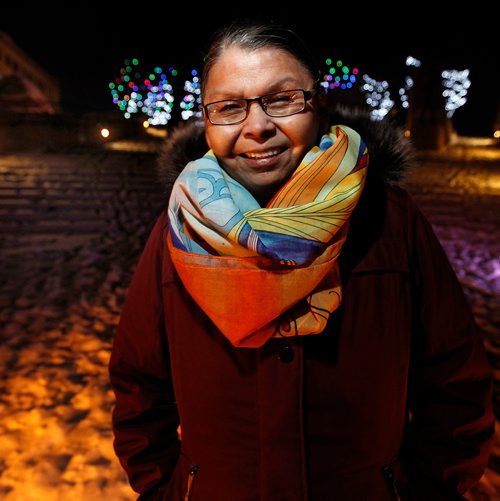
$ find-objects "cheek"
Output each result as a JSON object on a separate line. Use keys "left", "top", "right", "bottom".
{"left": 205, "top": 126, "right": 237, "bottom": 156}
{"left": 287, "top": 117, "right": 320, "bottom": 150}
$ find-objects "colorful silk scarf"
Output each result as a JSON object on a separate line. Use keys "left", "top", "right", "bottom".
{"left": 167, "top": 125, "right": 368, "bottom": 348}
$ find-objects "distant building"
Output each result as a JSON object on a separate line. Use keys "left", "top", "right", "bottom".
{"left": 0, "top": 31, "right": 60, "bottom": 113}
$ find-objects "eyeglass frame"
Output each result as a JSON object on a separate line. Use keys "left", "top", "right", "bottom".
{"left": 202, "top": 88, "right": 318, "bottom": 126}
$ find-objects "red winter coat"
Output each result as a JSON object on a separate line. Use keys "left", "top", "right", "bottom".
{"left": 109, "top": 112, "right": 494, "bottom": 501}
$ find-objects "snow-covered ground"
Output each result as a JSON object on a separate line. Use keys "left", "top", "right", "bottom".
{"left": 0, "top": 149, "right": 162, "bottom": 500}
{"left": 0, "top": 142, "right": 498, "bottom": 500}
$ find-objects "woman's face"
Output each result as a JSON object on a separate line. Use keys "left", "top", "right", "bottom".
{"left": 203, "top": 46, "right": 323, "bottom": 204}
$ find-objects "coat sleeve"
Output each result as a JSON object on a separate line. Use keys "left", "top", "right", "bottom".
{"left": 404, "top": 193, "right": 494, "bottom": 500}
{"left": 108, "top": 211, "right": 181, "bottom": 498}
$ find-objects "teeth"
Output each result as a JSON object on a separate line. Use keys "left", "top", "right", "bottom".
{"left": 245, "top": 149, "right": 281, "bottom": 159}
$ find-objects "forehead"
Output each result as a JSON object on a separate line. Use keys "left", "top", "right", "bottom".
{"left": 203, "top": 46, "right": 313, "bottom": 100}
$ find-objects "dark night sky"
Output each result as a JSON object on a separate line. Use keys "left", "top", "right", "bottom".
{"left": 2, "top": 7, "right": 498, "bottom": 135}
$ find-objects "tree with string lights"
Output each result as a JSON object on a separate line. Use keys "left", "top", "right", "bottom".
{"left": 109, "top": 60, "right": 177, "bottom": 126}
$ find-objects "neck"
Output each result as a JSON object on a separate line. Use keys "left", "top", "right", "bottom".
{"left": 254, "top": 191, "right": 273, "bottom": 207}
{"left": 251, "top": 176, "right": 294, "bottom": 207}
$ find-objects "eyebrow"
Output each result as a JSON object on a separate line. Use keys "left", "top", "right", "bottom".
{"left": 205, "top": 77, "right": 309, "bottom": 102}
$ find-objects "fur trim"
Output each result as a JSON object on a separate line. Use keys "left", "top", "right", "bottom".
{"left": 157, "top": 108, "right": 415, "bottom": 201}
{"left": 157, "top": 119, "right": 207, "bottom": 201}
{"left": 330, "top": 106, "right": 415, "bottom": 187}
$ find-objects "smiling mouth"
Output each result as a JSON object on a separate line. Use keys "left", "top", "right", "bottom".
{"left": 241, "top": 148, "right": 285, "bottom": 159}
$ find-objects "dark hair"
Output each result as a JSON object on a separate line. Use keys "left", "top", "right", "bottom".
{"left": 201, "top": 19, "right": 321, "bottom": 96}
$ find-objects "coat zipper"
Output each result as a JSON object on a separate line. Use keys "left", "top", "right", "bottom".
{"left": 183, "top": 464, "right": 199, "bottom": 501}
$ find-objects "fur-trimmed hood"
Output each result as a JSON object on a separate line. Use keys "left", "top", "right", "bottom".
{"left": 157, "top": 106, "right": 415, "bottom": 203}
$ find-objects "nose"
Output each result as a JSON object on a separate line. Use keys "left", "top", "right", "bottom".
{"left": 242, "top": 100, "right": 275, "bottom": 138}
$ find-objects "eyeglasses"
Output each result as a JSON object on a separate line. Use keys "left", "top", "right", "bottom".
{"left": 203, "top": 88, "right": 317, "bottom": 126}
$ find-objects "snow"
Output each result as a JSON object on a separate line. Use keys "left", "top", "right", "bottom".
{"left": 0, "top": 149, "right": 160, "bottom": 500}
{"left": 0, "top": 142, "right": 499, "bottom": 500}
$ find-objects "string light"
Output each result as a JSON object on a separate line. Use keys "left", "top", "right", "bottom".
{"left": 143, "top": 69, "right": 175, "bottom": 126}
{"left": 109, "top": 58, "right": 143, "bottom": 119}
{"left": 405, "top": 56, "right": 421, "bottom": 68}
{"left": 109, "top": 60, "right": 176, "bottom": 126}
{"left": 180, "top": 69, "right": 202, "bottom": 120}
{"left": 441, "top": 69, "right": 471, "bottom": 117}
{"left": 110, "top": 56, "right": 471, "bottom": 126}
{"left": 360, "top": 74, "right": 394, "bottom": 121}
{"left": 321, "top": 58, "right": 358, "bottom": 90}
{"left": 399, "top": 55, "right": 421, "bottom": 109}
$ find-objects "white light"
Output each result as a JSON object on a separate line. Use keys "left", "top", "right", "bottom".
{"left": 441, "top": 68, "right": 471, "bottom": 117}
{"left": 399, "top": 59, "right": 418, "bottom": 109}
{"left": 406, "top": 56, "right": 422, "bottom": 68}
{"left": 360, "top": 74, "right": 394, "bottom": 121}
{"left": 181, "top": 72, "right": 203, "bottom": 120}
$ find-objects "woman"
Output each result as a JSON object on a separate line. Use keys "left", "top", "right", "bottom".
{"left": 109, "top": 20, "right": 494, "bottom": 500}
